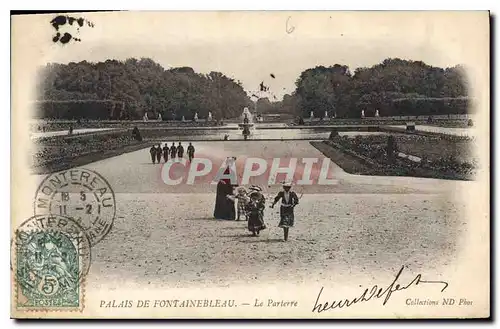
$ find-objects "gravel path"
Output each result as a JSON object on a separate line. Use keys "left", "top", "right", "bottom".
{"left": 31, "top": 141, "right": 470, "bottom": 289}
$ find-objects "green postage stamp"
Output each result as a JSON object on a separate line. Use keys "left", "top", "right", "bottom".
{"left": 13, "top": 215, "right": 91, "bottom": 311}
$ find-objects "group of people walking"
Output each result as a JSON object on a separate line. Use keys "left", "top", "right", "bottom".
{"left": 149, "top": 142, "right": 196, "bottom": 164}
{"left": 213, "top": 158, "right": 300, "bottom": 241}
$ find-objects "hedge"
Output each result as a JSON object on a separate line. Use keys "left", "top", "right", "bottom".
{"left": 34, "top": 100, "right": 126, "bottom": 120}
{"left": 390, "top": 97, "right": 470, "bottom": 116}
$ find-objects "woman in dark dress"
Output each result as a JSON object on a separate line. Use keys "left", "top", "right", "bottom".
{"left": 246, "top": 186, "right": 266, "bottom": 236}
{"left": 213, "top": 158, "right": 237, "bottom": 220}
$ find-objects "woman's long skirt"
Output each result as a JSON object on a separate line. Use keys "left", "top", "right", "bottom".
{"left": 213, "top": 182, "right": 236, "bottom": 220}
{"left": 278, "top": 206, "right": 295, "bottom": 228}
{"left": 248, "top": 211, "right": 266, "bottom": 232}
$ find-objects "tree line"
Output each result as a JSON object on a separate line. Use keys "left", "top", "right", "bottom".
{"left": 37, "top": 57, "right": 469, "bottom": 120}
{"left": 37, "top": 58, "right": 252, "bottom": 120}
{"left": 287, "top": 59, "right": 469, "bottom": 118}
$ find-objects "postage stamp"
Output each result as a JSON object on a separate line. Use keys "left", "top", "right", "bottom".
{"left": 13, "top": 215, "right": 91, "bottom": 311}
{"left": 33, "top": 168, "right": 116, "bottom": 246}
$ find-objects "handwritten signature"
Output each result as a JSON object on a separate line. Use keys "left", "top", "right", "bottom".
{"left": 312, "top": 265, "right": 449, "bottom": 313}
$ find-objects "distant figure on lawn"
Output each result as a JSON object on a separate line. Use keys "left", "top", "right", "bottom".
{"left": 177, "top": 142, "right": 184, "bottom": 159}
{"left": 163, "top": 143, "right": 169, "bottom": 162}
{"left": 187, "top": 143, "right": 195, "bottom": 162}
{"left": 170, "top": 142, "right": 177, "bottom": 160}
{"left": 149, "top": 145, "right": 157, "bottom": 164}
{"left": 156, "top": 144, "right": 162, "bottom": 163}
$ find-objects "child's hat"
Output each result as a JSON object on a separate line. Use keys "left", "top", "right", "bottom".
{"left": 248, "top": 185, "right": 262, "bottom": 192}
{"left": 282, "top": 181, "right": 292, "bottom": 187}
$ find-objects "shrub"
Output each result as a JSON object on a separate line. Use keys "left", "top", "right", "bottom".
{"left": 34, "top": 100, "right": 125, "bottom": 120}
{"left": 391, "top": 97, "right": 470, "bottom": 116}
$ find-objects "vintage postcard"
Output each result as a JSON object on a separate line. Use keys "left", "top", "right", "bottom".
{"left": 10, "top": 11, "right": 490, "bottom": 319}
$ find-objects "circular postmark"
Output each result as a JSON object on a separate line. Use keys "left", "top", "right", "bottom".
{"left": 12, "top": 215, "right": 91, "bottom": 309}
{"left": 33, "top": 168, "right": 116, "bottom": 246}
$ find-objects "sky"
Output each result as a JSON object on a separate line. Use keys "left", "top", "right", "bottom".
{"left": 13, "top": 11, "right": 489, "bottom": 101}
